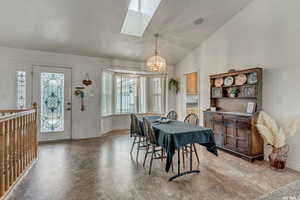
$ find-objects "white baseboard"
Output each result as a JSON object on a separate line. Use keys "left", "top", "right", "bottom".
{"left": 287, "top": 160, "right": 300, "bottom": 172}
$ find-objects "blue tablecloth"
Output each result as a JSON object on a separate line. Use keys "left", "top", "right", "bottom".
{"left": 138, "top": 116, "right": 218, "bottom": 172}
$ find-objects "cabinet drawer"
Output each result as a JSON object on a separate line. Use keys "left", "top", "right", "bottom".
{"left": 237, "top": 121, "right": 251, "bottom": 129}
{"left": 238, "top": 116, "right": 251, "bottom": 123}
{"left": 223, "top": 114, "right": 251, "bottom": 122}
{"left": 212, "top": 114, "right": 223, "bottom": 121}
{"left": 223, "top": 115, "right": 238, "bottom": 121}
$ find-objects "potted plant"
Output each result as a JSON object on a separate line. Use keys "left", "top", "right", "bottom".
{"left": 228, "top": 87, "right": 239, "bottom": 97}
{"left": 256, "top": 112, "right": 300, "bottom": 171}
{"left": 168, "top": 78, "right": 179, "bottom": 94}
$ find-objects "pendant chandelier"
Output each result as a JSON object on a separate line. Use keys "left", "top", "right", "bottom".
{"left": 147, "top": 33, "right": 167, "bottom": 73}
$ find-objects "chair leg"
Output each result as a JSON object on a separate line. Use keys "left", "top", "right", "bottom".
{"left": 185, "top": 146, "right": 188, "bottom": 157}
{"left": 182, "top": 147, "right": 185, "bottom": 169}
{"left": 130, "top": 136, "right": 137, "bottom": 154}
{"left": 136, "top": 136, "right": 141, "bottom": 161}
{"left": 161, "top": 149, "right": 163, "bottom": 162}
{"left": 149, "top": 146, "right": 155, "bottom": 175}
{"left": 143, "top": 144, "right": 149, "bottom": 167}
{"left": 193, "top": 144, "right": 200, "bottom": 163}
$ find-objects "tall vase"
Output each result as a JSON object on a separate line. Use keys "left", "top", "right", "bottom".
{"left": 269, "top": 144, "right": 289, "bottom": 171}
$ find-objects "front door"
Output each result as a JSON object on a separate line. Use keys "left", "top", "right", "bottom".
{"left": 33, "top": 66, "right": 72, "bottom": 141}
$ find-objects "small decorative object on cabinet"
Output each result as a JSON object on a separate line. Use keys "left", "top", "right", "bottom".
{"left": 246, "top": 102, "right": 256, "bottom": 114}
{"left": 256, "top": 111, "right": 300, "bottom": 171}
{"left": 205, "top": 67, "right": 263, "bottom": 162}
{"left": 227, "top": 87, "right": 239, "bottom": 98}
{"left": 210, "top": 107, "right": 216, "bottom": 112}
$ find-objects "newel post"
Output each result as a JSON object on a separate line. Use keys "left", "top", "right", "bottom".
{"left": 0, "top": 121, "right": 4, "bottom": 196}
{"left": 32, "top": 103, "right": 38, "bottom": 158}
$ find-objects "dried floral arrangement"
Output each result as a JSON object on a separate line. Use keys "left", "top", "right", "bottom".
{"left": 256, "top": 111, "right": 300, "bottom": 148}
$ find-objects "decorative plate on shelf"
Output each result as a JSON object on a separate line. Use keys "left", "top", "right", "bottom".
{"left": 214, "top": 78, "right": 223, "bottom": 87}
{"left": 235, "top": 74, "right": 247, "bottom": 85}
{"left": 247, "top": 72, "right": 258, "bottom": 84}
{"left": 212, "top": 87, "right": 223, "bottom": 98}
{"left": 241, "top": 85, "right": 256, "bottom": 97}
{"left": 224, "top": 76, "right": 234, "bottom": 86}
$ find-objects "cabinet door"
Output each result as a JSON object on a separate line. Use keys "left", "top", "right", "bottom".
{"left": 223, "top": 117, "right": 237, "bottom": 151}
{"left": 236, "top": 120, "right": 251, "bottom": 154}
{"left": 204, "top": 113, "right": 212, "bottom": 128}
{"left": 211, "top": 114, "right": 224, "bottom": 147}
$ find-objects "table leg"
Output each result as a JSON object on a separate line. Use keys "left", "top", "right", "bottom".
{"left": 190, "top": 143, "right": 192, "bottom": 171}
{"left": 178, "top": 149, "right": 180, "bottom": 174}
{"left": 182, "top": 147, "right": 185, "bottom": 169}
{"left": 168, "top": 144, "right": 200, "bottom": 182}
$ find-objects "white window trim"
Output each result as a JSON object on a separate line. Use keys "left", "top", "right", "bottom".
{"left": 101, "top": 70, "right": 167, "bottom": 116}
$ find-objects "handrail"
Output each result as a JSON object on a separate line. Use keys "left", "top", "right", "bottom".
{"left": 0, "top": 107, "right": 34, "bottom": 113}
{"left": 0, "top": 104, "right": 38, "bottom": 199}
{"left": 0, "top": 110, "right": 36, "bottom": 122}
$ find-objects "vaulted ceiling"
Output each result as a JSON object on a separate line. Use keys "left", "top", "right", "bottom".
{"left": 0, "top": 0, "right": 252, "bottom": 64}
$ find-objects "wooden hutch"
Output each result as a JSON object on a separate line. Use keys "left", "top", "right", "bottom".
{"left": 204, "top": 68, "right": 264, "bottom": 161}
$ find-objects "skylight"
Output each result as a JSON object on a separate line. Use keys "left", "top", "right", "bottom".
{"left": 121, "top": 0, "right": 162, "bottom": 37}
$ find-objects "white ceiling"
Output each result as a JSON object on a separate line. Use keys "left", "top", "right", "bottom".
{"left": 0, "top": 0, "right": 252, "bottom": 65}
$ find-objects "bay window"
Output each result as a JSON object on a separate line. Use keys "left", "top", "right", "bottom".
{"left": 101, "top": 70, "right": 166, "bottom": 115}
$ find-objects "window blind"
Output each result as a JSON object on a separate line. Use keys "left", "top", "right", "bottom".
{"left": 102, "top": 71, "right": 113, "bottom": 115}
{"left": 115, "top": 75, "right": 137, "bottom": 114}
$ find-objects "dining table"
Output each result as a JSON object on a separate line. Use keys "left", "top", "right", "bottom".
{"left": 138, "top": 116, "right": 218, "bottom": 181}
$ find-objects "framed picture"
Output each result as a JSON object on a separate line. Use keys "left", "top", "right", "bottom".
{"left": 246, "top": 102, "right": 256, "bottom": 114}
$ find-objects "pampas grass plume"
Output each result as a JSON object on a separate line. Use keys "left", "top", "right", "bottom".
{"left": 256, "top": 112, "right": 300, "bottom": 148}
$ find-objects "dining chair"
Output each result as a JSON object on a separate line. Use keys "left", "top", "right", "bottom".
{"left": 182, "top": 113, "right": 200, "bottom": 167}
{"left": 166, "top": 110, "right": 178, "bottom": 120}
{"left": 130, "top": 114, "right": 147, "bottom": 161}
{"left": 142, "top": 117, "right": 167, "bottom": 175}
{"left": 184, "top": 113, "right": 199, "bottom": 125}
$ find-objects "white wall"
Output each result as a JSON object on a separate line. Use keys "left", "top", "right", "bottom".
{"left": 175, "top": 0, "right": 300, "bottom": 171}
{"left": 0, "top": 46, "right": 110, "bottom": 140}
{"left": 0, "top": 46, "right": 176, "bottom": 138}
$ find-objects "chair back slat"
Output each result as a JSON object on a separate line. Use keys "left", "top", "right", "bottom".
{"left": 167, "top": 111, "right": 177, "bottom": 120}
{"left": 130, "top": 114, "right": 140, "bottom": 136}
{"left": 184, "top": 113, "right": 199, "bottom": 125}
{"left": 143, "top": 118, "right": 157, "bottom": 145}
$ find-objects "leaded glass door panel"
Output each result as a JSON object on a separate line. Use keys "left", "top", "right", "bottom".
{"left": 33, "top": 66, "right": 72, "bottom": 141}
